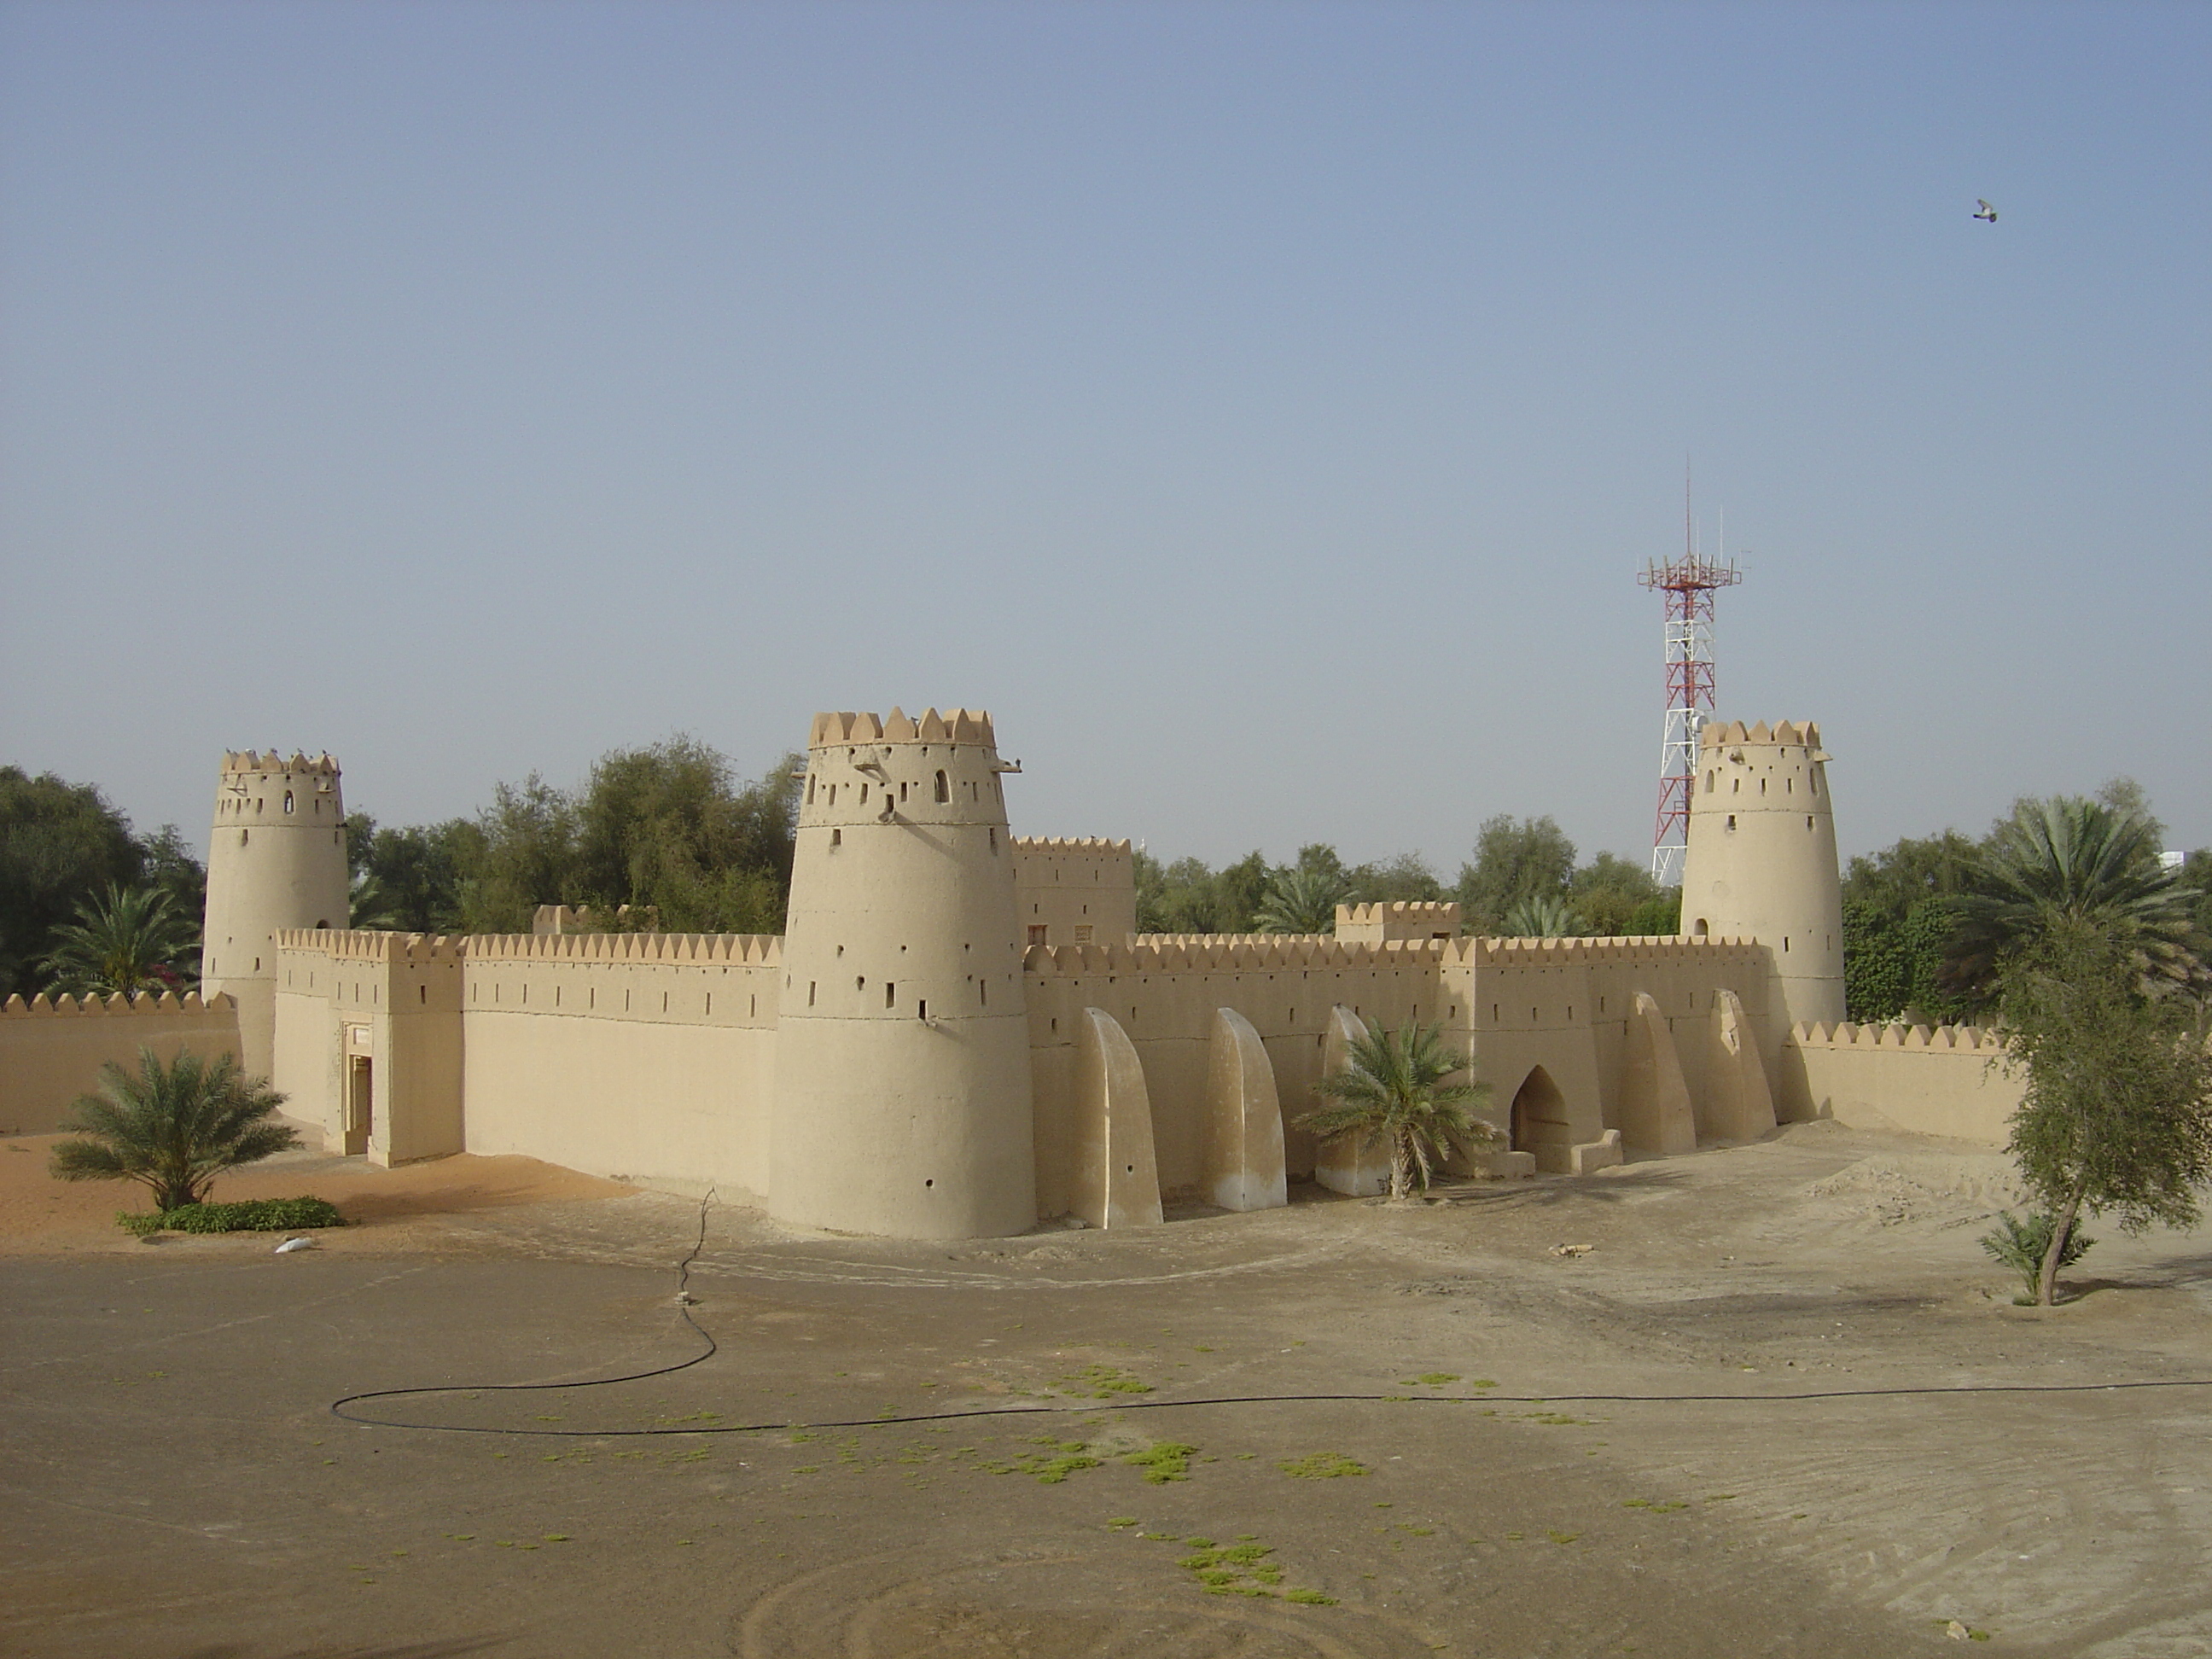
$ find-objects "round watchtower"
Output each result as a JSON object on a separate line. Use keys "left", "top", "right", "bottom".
{"left": 202, "top": 750, "right": 350, "bottom": 1080}
{"left": 1678, "top": 720, "right": 1845, "bottom": 1057}
{"left": 770, "top": 708, "right": 1035, "bottom": 1239}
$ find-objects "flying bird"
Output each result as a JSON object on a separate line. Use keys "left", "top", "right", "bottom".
{"left": 1974, "top": 200, "right": 1998, "bottom": 222}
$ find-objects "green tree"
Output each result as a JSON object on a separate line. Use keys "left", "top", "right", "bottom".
{"left": 0, "top": 767, "right": 145, "bottom": 998}
{"left": 1568, "top": 852, "right": 1661, "bottom": 937}
{"left": 136, "top": 824, "right": 207, "bottom": 944}
{"left": 48, "top": 1048, "right": 299, "bottom": 1214}
{"left": 1843, "top": 897, "right": 1967, "bottom": 1024}
{"left": 1997, "top": 918, "right": 2212, "bottom": 1304}
{"left": 1943, "top": 796, "right": 2204, "bottom": 1011}
{"left": 1453, "top": 815, "right": 1575, "bottom": 935}
{"left": 1621, "top": 889, "right": 1681, "bottom": 937}
{"left": 1841, "top": 830, "right": 1980, "bottom": 921}
{"left": 40, "top": 884, "right": 196, "bottom": 997}
{"left": 571, "top": 737, "right": 800, "bottom": 934}
{"left": 455, "top": 774, "right": 582, "bottom": 933}
{"left": 1346, "top": 851, "right": 1445, "bottom": 905}
{"left": 1298, "top": 1021, "right": 1496, "bottom": 1201}
{"left": 1134, "top": 849, "right": 1272, "bottom": 934}
{"left": 347, "top": 818, "right": 473, "bottom": 934}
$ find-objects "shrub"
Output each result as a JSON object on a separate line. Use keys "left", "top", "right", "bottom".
{"left": 1979, "top": 1210, "right": 2093, "bottom": 1303}
{"left": 117, "top": 1196, "right": 346, "bottom": 1236}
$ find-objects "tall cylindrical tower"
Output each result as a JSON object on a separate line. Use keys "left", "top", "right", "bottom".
{"left": 1679, "top": 721, "right": 1845, "bottom": 1057}
{"left": 770, "top": 707, "right": 1036, "bottom": 1240}
{"left": 202, "top": 750, "right": 350, "bottom": 1080}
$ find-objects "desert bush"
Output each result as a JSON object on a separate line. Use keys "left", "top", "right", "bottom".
{"left": 118, "top": 1196, "right": 345, "bottom": 1236}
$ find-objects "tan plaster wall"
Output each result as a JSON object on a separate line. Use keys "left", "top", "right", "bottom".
{"left": 1784, "top": 1022, "right": 2023, "bottom": 1147}
{"left": 0, "top": 992, "right": 242, "bottom": 1134}
{"left": 1023, "top": 939, "right": 1443, "bottom": 1214}
{"left": 201, "top": 753, "right": 351, "bottom": 1080}
{"left": 773, "top": 709, "right": 1036, "bottom": 1239}
{"left": 460, "top": 937, "right": 781, "bottom": 1194}
{"left": 1013, "top": 838, "right": 1136, "bottom": 947}
{"left": 1335, "top": 902, "right": 1463, "bottom": 944}
{"left": 1679, "top": 720, "right": 1847, "bottom": 1056}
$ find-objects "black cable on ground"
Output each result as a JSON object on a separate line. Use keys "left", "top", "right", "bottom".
{"left": 332, "top": 1186, "right": 719, "bottom": 1432}
{"left": 331, "top": 1192, "right": 2212, "bottom": 1439}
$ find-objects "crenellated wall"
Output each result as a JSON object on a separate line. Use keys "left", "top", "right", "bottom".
{"left": 0, "top": 990, "right": 241, "bottom": 1134}
{"left": 1780, "top": 1020, "right": 2023, "bottom": 1146}
{"left": 463, "top": 932, "right": 783, "bottom": 1196}
{"left": 272, "top": 928, "right": 785, "bottom": 1188}
{"left": 49, "top": 710, "right": 2018, "bottom": 1240}
{"left": 1013, "top": 837, "right": 1136, "bottom": 947}
{"left": 1335, "top": 901, "right": 1463, "bottom": 944}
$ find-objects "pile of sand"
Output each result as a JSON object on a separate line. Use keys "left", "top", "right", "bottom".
{"left": 1805, "top": 1151, "right": 2029, "bottom": 1228}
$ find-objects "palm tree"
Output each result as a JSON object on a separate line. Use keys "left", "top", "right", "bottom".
{"left": 1253, "top": 866, "right": 1352, "bottom": 935}
{"left": 1500, "top": 892, "right": 1583, "bottom": 939}
{"left": 41, "top": 884, "right": 195, "bottom": 998}
{"left": 1941, "top": 797, "right": 2205, "bottom": 1011}
{"left": 1299, "top": 1021, "right": 1496, "bottom": 1201}
{"left": 349, "top": 870, "right": 399, "bottom": 931}
{"left": 48, "top": 1047, "right": 297, "bottom": 1214}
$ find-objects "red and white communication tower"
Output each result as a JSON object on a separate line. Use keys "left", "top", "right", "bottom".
{"left": 1639, "top": 522, "right": 1741, "bottom": 887}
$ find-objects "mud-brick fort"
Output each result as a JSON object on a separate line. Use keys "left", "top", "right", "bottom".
{"left": 0, "top": 708, "right": 2022, "bottom": 1239}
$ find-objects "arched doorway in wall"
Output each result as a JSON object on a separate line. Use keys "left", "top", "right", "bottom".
{"left": 1510, "top": 1066, "right": 1573, "bottom": 1170}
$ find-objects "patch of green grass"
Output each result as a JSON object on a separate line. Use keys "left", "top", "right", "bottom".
{"left": 1401, "top": 1373, "right": 1461, "bottom": 1386}
{"left": 1285, "top": 1588, "right": 1337, "bottom": 1605}
{"left": 1277, "top": 1452, "right": 1369, "bottom": 1480}
{"left": 1106, "top": 1516, "right": 1138, "bottom": 1528}
{"left": 1060, "top": 1364, "right": 1154, "bottom": 1400}
{"left": 1122, "top": 1442, "right": 1196, "bottom": 1483}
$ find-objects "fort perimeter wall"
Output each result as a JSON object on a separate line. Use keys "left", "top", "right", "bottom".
{"left": 0, "top": 991, "right": 242, "bottom": 1135}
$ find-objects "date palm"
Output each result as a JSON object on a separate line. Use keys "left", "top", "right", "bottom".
{"left": 1254, "top": 866, "right": 1351, "bottom": 935}
{"left": 1299, "top": 1021, "right": 1496, "bottom": 1201}
{"left": 48, "top": 1047, "right": 297, "bottom": 1214}
{"left": 1941, "top": 797, "right": 2204, "bottom": 1010}
{"left": 40, "top": 883, "right": 195, "bottom": 998}
{"left": 1500, "top": 892, "right": 1583, "bottom": 939}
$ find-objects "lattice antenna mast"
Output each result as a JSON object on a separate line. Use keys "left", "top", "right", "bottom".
{"left": 1639, "top": 500, "right": 1742, "bottom": 886}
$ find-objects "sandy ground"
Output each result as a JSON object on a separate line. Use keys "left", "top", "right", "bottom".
{"left": 7, "top": 1121, "right": 2212, "bottom": 1657}
{"left": 0, "top": 1123, "right": 632, "bottom": 1254}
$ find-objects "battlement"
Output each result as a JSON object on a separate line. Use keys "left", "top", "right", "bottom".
{"left": 1445, "top": 934, "right": 1763, "bottom": 966}
{"left": 468, "top": 931, "right": 783, "bottom": 965}
{"left": 531, "top": 904, "right": 659, "bottom": 936}
{"left": 1027, "top": 936, "right": 1444, "bottom": 975}
{"left": 1335, "top": 900, "right": 1463, "bottom": 943}
{"left": 807, "top": 707, "right": 996, "bottom": 748}
{"left": 223, "top": 749, "right": 340, "bottom": 776}
{"left": 1788, "top": 1019, "right": 2005, "bottom": 1053}
{"left": 1011, "top": 837, "right": 1131, "bottom": 855}
{"left": 1337, "top": 901, "right": 1460, "bottom": 924}
{"left": 1699, "top": 719, "right": 1822, "bottom": 752}
{"left": 3, "top": 989, "right": 234, "bottom": 1017}
{"left": 274, "top": 928, "right": 466, "bottom": 963}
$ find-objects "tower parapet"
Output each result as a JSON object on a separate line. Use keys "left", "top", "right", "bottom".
{"left": 1678, "top": 720, "right": 1845, "bottom": 1067}
{"left": 202, "top": 750, "right": 350, "bottom": 1080}
{"left": 771, "top": 708, "right": 1035, "bottom": 1238}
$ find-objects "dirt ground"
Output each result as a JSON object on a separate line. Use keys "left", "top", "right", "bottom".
{"left": 7, "top": 1121, "right": 2212, "bottom": 1658}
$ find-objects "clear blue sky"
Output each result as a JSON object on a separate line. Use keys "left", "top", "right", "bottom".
{"left": 3, "top": 1, "right": 2206, "bottom": 872}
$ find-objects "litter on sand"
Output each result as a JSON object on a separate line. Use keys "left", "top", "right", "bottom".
{"left": 274, "top": 1237, "right": 317, "bottom": 1254}
{"left": 1549, "top": 1243, "right": 1595, "bottom": 1258}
